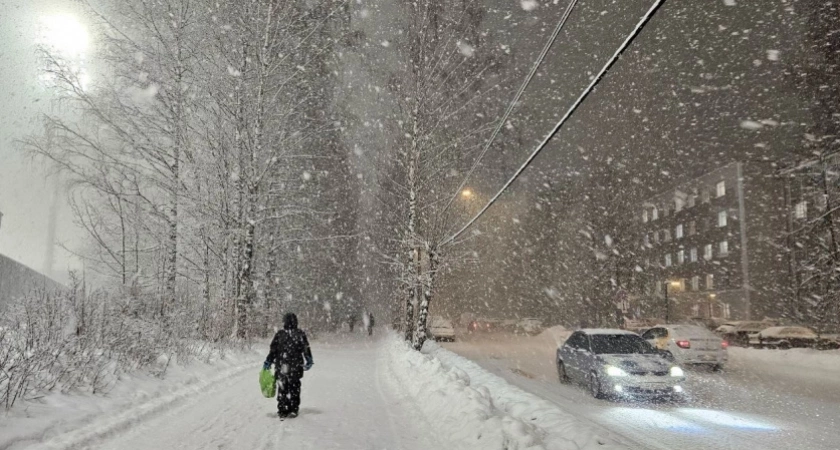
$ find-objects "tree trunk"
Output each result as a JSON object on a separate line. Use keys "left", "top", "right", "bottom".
{"left": 413, "top": 247, "right": 438, "bottom": 351}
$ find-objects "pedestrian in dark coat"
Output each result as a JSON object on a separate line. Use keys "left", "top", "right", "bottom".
{"left": 264, "top": 313, "right": 313, "bottom": 418}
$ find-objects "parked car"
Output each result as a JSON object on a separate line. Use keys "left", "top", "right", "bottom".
{"left": 714, "top": 322, "right": 740, "bottom": 336}
{"left": 517, "top": 318, "right": 543, "bottom": 335}
{"left": 427, "top": 316, "right": 456, "bottom": 341}
{"left": 556, "top": 329, "right": 686, "bottom": 400}
{"left": 749, "top": 326, "right": 822, "bottom": 349}
{"left": 642, "top": 324, "right": 728, "bottom": 370}
{"left": 726, "top": 321, "right": 774, "bottom": 346}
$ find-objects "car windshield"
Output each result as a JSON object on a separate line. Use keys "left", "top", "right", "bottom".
{"left": 589, "top": 334, "right": 657, "bottom": 355}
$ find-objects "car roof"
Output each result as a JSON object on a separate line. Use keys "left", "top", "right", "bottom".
{"left": 580, "top": 328, "right": 636, "bottom": 335}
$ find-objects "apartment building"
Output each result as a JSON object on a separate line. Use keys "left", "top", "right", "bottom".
{"left": 635, "top": 163, "right": 751, "bottom": 321}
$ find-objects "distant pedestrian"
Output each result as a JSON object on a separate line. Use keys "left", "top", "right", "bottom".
{"left": 367, "top": 313, "right": 375, "bottom": 336}
{"left": 348, "top": 314, "right": 357, "bottom": 332}
{"left": 264, "top": 313, "right": 313, "bottom": 418}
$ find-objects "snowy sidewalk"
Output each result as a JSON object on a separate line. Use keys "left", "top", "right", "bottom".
{"left": 26, "top": 336, "right": 438, "bottom": 450}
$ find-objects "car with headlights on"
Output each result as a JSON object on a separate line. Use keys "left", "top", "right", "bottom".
{"left": 556, "top": 329, "right": 686, "bottom": 400}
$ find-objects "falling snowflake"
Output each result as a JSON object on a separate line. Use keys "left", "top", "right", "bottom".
{"left": 520, "top": 0, "right": 539, "bottom": 11}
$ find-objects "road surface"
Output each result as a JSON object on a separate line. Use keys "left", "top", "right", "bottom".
{"left": 442, "top": 332, "right": 840, "bottom": 450}
{"left": 29, "top": 337, "right": 439, "bottom": 450}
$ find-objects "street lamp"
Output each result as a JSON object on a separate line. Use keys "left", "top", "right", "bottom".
{"left": 708, "top": 293, "right": 717, "bottom": 319}
{"left": 461, "top": 188, "right": 474, "bottom": 200}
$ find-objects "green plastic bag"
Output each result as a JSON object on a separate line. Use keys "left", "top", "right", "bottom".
{"left": 260, "top": 369, "right": 275, "bottom": 398}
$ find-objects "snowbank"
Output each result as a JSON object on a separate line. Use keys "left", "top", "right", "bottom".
{"left": 729, "top": 346, "right": 840, "bottom": 381}
{"left": 382, "top": 334, "right": 623, "bottom": 450}
{"left": 423, "top": 341, "right": 623, "bottom": 450}
{"left": 0, "top": 346, "right": 264, "bottom": 450}
{"left": 383, "top": 335, "right": 545, "bottom": 449}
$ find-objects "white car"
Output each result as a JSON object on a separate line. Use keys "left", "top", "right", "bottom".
{"left": 517, "top": 318, "right": 543, "bottom": 335}
{"left": 556, "top": 329, "right": 686, "bottom": 400}
{"left": 427, "top": 317, "right": 456, "bottom": 341}
{"left": 642, "top": 324, "right": 728, "bottom": 370}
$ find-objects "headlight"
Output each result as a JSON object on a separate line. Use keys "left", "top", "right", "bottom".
{"left": 605, "top": 365, "right": 628, "bottom": 377}
{"left": 670, "top": 366, "right": 685, "bottom": 377}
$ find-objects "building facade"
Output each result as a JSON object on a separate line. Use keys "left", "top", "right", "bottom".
{"left": 635, "top": 163, "right": 752, "bottom": 321}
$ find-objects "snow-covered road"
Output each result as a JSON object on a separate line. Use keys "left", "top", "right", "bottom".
{"left": 26, "top": 337, "right": 438, "bottom": 450}
{"left": 442, "top": 333, "right": 840, "bottom": 450}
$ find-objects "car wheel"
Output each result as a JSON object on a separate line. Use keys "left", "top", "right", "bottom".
{"left": 712, "top": 364, "right": 723, "bottom": 372}
{"left": 778, "top": 341, "right": 791, "bottom": 350}
{"left": 557, "top": 360, "right": 569, "bottom": 383}
{"left": 588, "top": 372, "right": 604, "bottom": 399}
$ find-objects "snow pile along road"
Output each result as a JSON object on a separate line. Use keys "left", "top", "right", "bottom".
{"left": 383, "top": 334, "right": 623, "bottom": 450}
{"left": 422, "top": 341, "right": 624, "bottom": 450}
{"left": 383, "top": 336, "right": 545, "bottom": 450}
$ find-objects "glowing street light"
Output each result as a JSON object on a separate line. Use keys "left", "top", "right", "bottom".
{"left": 37, "top": 14, "right": 91, "bottom": 90}
{"left": 461, "top": 188, "right": 474, "bottom": 199}
{"left": 39, "top": 15, "right": 90, "bottom": 58}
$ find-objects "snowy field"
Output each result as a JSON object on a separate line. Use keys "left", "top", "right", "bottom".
{"left": 441, "top": 330, "right": 840, "bottom": 450}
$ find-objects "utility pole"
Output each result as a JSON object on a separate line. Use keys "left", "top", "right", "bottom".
{"left": 664, "top": 281, "right": 670, "bottom": 323}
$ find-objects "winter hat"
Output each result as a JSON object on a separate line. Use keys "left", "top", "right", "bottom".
{"left": 283, "top": 313, "right": 298, "bottom": 330}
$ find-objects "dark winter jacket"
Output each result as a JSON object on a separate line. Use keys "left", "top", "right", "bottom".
{"left": 266, "top": 313, "right": 313, "bottom": 379}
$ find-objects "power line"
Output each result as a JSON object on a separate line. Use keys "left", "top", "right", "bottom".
{"left": 441, "top": 0, "right": 669, "bottom": 247}
{"left": 441, "top": 0, "right": 580, "bottom": 216}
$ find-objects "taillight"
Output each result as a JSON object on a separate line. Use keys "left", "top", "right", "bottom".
{"left": 721, "top": 341, "right": 729, "bottom": 349}
{"left": 676, "top": 340, "right": 691, "bottom": 349}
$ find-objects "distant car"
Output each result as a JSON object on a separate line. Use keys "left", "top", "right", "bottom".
{"left": 517, "top": 318, "right": 543, "bottom": 335}
{"left": 727, "top": 321, "right": 774, "bottom": 346}
{"left": 749, "top": 326, "right": 820, "bottom": 349}
{"left": 467, "top": 318, "right": 495, "bottom": 333}
{"left": 642, "top": 324, "right": 728, "bottom": 370}
{"left": 556, "top": 329, "right": 686, "bottom": 400}
{"left": 500, "top": 319, "right": 519, "bottom": 331}
{"left": 714, "top": 322, "right": 740, "bottom": 336}
{"left": 427, "top": 317, "right": 456, "bottom": 341}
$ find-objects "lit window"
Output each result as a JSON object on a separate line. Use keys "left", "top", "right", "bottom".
{"left": 654, "top": 231, "right": 660, "bottom": 243}
{"left": 718, "top": 210, "right": 727, "bottom": 227}
{"left": 665, "top": 254, "right": 672, "bottom": 267}
{"left": 655, "top": 282, "right": 662, "bottom": 294}
{"left": 720, "top": 240, "right": 729, "bottom": 256}
{"left": 690, "top": 248, "right": 698, "bottom": 262}
{"left": 702, "top": 189, "right": 710, "bottom": 203}
{"left": 704, "top": 244, "right": 713, "bottom": 260}
{"left": 691, "top": 276, "right": 700, "bottom": 291}
{"left": 722, "top": 303, "right": 731, "bottom": 319}
{"left": 691, "top": 304, "right": 700, "bottom": 316}
{"left": 644, "top": 234, "right": 650, "bottom": 246}
{"left": 675, "top": 197, "right": 684, "bottom": 213}
{"left": 716, "top": 181, "right": 726, "bottom": 197}
{"left": 795, "top": 201, "right": 807, "bottom": 220}
{"left": 677, "top": 250, "right": 685, "bottom": 264}
{"left": 664, "top": 229, "right": 672, "bottom": 242}
{"left": 706, "top": 274, "right": 714, "bottom": 289}
{"left": 675, "top": 224, "right": 684, "bottom": 239}
{"left": 652, "top": 207, "right": 659, "bottom": 221}
{"left": 689, "top": 220, "right": 696, "bottom": 235}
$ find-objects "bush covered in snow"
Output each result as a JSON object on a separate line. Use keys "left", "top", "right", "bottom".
{"left": 0, "top": 283, "right": 234, "bottom": 410}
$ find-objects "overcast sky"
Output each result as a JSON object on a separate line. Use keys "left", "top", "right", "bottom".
{"left": 0, "top": 0, "right": 89, "bottom": 282}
